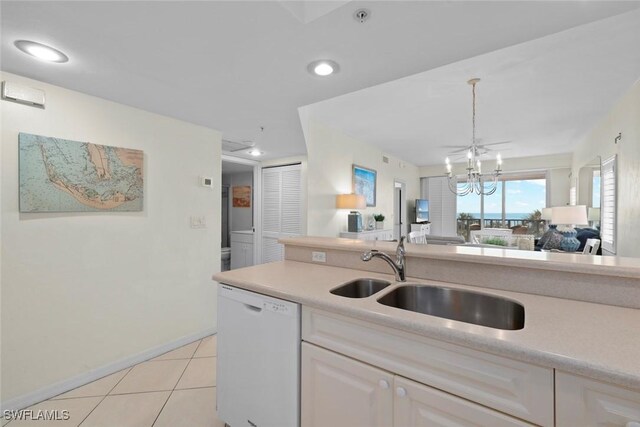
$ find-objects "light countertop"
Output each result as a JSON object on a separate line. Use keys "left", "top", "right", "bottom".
{"left": 213, "top": 260, "right": 640, "bottom": 391}
{"left": 281, "top": 236, "right": 640, "bottom": 279}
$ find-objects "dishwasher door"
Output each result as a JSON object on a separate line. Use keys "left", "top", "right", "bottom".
{"left": 217, "top": 284, "right": 300, "bottom": 427}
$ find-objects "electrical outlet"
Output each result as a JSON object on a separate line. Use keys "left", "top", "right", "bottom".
{"left": 312, "top": 251, "right": 326, "bottom": 263}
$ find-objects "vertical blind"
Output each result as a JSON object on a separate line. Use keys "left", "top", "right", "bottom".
{"left": 600, "top": 155, "right": 616, "bottom": 254}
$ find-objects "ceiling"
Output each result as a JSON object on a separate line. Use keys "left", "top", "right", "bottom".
{"left": 303, "top": 8, "right": 640, "bottom": 166}
{"left": 2, "top": 1, "right": 640, "bottom": 161}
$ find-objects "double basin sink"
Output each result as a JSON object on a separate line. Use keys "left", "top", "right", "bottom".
{"left": 330, "top": 278, "right": 525, "bottom": 330}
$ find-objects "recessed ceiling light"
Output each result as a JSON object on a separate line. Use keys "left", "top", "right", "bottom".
{"left": 307, "top": 60, "right": 340, "bottom": 77}
{"left": 248, "top": 149, "right": 263, "bottom": 157}
{"left": 14, "top": 40, "right": 69, "bottom": 63}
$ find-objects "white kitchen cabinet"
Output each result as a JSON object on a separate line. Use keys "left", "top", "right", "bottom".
{"left": 339, "top": 229, "right": 394, "bottom": 241}
{"left": 301, "top": 342, "right": 393, "bottom": 427}
{"left": 556, "top": 372, "right": 640, "bottom": 427}
{"left": 393, "top": 376, "right": 534, "bottom": 427}
{"left": 302, "top": 341, "right": 532, "bottom": 427}
{"left": 302, "top": 307, "right": 554, "bottom": 426}
{"left": 230, "top": 231, "right": 254, "bottom": 269}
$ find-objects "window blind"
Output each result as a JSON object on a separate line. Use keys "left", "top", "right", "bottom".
{"left": 600, "top": 155, "right": 616, "bottom": 254}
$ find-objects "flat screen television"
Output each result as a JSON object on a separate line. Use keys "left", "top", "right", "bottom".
{"left": 415, "top": 199, "right": 429, "bottom": 223}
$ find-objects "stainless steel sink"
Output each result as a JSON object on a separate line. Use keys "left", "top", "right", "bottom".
{"left": 331, "top": 278, "right": 391, "bottom": 298}
{"left": 377, "top": 285, "right": 525, "bottom": 330}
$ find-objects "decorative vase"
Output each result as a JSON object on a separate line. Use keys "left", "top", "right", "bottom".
{"left": 559, "top": 228, "right": 580, "bottom": 252}
{"left": 375, "top": 221, "right": 384, "bottom": 230}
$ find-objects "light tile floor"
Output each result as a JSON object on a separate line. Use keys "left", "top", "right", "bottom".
{"left": 4, "top": 335, "right": 225, "bottom": 427}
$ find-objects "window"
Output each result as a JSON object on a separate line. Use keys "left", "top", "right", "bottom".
{"left": 455, "top": 172, "right": 547, "bottom": 240}
{"left": 601, "top": 156, "right": 616, "bottom": 254}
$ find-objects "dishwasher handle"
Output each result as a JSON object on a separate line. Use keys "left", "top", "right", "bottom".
{"left": 244, "top": 303, "right": 263, "bottom": 313}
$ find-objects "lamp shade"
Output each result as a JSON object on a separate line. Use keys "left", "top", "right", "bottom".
{"left": 541, "top": 207, "right": 553, "bottom": 221}
{"left": 551, "top": 205, "right": 588, "bottom": 226}
{"left": 588, "top": 207, "right": 601, "bottom": 222}
{"left": 336, "top": 194, "right": 366, "bottom": 210}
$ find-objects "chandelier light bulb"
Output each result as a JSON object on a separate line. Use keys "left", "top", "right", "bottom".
{"left": 467, "top": 150, "right": 472, "bottom": 159}
{"left": 445, "top": 157, "right": 450, "bottom": 164}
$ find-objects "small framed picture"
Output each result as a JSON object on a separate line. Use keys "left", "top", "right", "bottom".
{"left": 232, "top": 186, "right": 252, "bottom": 208}
{"left": 352, "top": 164, "right": 377, "bottom": 207}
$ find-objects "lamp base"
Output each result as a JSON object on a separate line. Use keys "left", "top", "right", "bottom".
{"left": 559, "top": 228, "right": 580, "bottom": 252}
{"left": 347, "top": 211, "right": 363, "bottom": 232}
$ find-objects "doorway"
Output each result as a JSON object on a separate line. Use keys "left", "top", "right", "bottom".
{"left": 393, "top": 180, "right": 407, "bottom": 240}
{"left": 221, "top": 156, "right": 261, "bottom": 271}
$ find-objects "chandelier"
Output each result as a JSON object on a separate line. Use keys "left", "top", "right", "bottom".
{"left": 445, "top": 78, "right": 503, "bottom": 196}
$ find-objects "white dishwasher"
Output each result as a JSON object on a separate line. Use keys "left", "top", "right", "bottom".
{"left": 217, "top": 283, "right": 300, "bottom": 427}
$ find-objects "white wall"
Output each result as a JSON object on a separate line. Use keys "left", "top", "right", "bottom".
{"left": 572, "top": 79, "right": 640, "bottom": 257}
{"left": 0, "top": 72, "right": 221, "bottom": 403}
{"left": 305, "top": 120, "right": 420, "bottom": 237}
{"left": 222, "top": 172, "right": 253, "bottom": 231}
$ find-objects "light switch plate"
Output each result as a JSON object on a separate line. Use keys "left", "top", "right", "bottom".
{"left": 190, "top": 216, "right": 207, "bottom": 229}
{"left": 312, "top": 251, "right": 326, "bottom": 263}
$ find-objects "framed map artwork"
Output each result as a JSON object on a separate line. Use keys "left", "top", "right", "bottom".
{"left": 352, "top": 164, "right": 376, "bottom": 207}
{"left": 19, "top": 133, "right": 144, "bottom": 212}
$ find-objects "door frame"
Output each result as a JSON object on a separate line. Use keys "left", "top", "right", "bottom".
{"left": 222, "top": 154, "right": 262, "bottom": 264}
{"left": 393, "top": 179, "right": 407, "bottom": 240}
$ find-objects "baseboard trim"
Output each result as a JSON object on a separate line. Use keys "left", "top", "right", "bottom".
{"left": 1, "top": 328, "right": 216, "bottom": 412}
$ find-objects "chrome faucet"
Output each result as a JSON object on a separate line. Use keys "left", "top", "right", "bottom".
{"left": 361, "top": 236, "right": 406, "bottom": 282}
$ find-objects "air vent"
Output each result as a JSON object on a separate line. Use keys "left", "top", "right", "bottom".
{"left": 222, "top": 139, "right": 254, "bottom": 153}
{"left": 2, "top": 81, "right": 45, "bottom": 108}
{"left": 382, "top": 156, "right": 389, "bottom": 164}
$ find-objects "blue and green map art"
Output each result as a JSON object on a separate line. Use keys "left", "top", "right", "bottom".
{"left": 19, "top": 133, "right": 144, "bottom": 212}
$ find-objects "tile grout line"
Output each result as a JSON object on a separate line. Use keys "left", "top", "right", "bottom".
{"left": 151, "top": 338, "right": 204, "bottom": 427}
{"left": 77, "top": 367, "right": 133, "bottom": 427}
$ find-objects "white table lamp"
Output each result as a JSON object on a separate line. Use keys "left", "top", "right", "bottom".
{"left": 336, "top": 194, "right": 366, "bottom": 232}
{"left": 551, "top": 205, "right": 588, "bottom": 252}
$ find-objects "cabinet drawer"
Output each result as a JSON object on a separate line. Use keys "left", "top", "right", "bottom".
{"left": 394, "top": 376, "right": 535, "bottom": 427}
{"left": 556, "top": 372, "right": 640, "bottom": 427}
{"left": 302, "top": 308, "right": 553, "bottom": 426}
{"left": 230, "top": 232, "right": 254, "bottom": 244}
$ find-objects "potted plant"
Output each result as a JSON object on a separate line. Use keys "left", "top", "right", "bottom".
{"left": 373, "top": 213, "right": 385, "bottom": 230}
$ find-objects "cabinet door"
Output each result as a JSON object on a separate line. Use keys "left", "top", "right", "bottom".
{"left": 230, "top": 241, "right": 243, "bottom": 269}
{"left": 556, "top": 372, "right": 640, "bottom": 427}
{"left": 244, "top": 242, "right": 254, "bottom": 266}
{"left": 393, "top": 376, "right": 534, "bottom": 427}
{"left": 301, "top": 342, "right": 393, "bottom": 427}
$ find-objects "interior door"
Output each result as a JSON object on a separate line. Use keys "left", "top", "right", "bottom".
{"left": 261, "top": 163, "right": 302, "bottom": 263}
{"left": 393, "top": 181, "right": 406, "bottom": 240}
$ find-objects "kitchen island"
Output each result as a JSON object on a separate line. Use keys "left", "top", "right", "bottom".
{"left": 213, "top": 237, "right": 640, "bottom": 427}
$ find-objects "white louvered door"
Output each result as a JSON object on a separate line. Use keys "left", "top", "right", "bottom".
{"left": 261, "top": 164, "right": 302, "bottom": 263}
{"left": 601, "top": 156, "right": 616, "bottom": 254}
